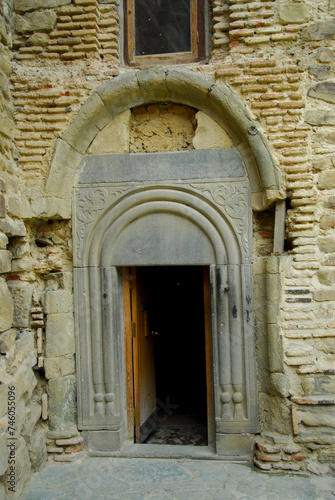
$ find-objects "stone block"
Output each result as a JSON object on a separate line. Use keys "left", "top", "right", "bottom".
{"left": 55, "top": 436, "right": 83, "bottom": 446}
{"left": 82, "top": 428, "right": 126, "bottom": 453}
{"left": 192, "top": 111, "right": 232, "bottom": 150}
{"left": 44, "top": 354, "right": 75, "bottom": 379}
{"left": 7, "top": 237, "right": 29, "bottom": 259}
{"left": 0, "top": 232, "right": 8, "bottom": 249}
{"left": 28, "top": 426, "right": 47, "bottom": 470}
{"left": 0, "top": 484, "right": 8, "bottom": 500}
{"left": 268, "top": 324, "right": 284, "bottom": 373}
{"left": 14, "top": 0, "right": 71, "bottom": 12}
{"left": 45, "top": 272, "right": 73, "bottom": 292}
{"left": 166, "top": 68, "right": 210, "bottom": 112}
{"left": 0, "top": 329, "right": 16, "bottom": 354}
{"left": 6, "top": 194, "right": 22, "bottom": 218}
{"left": 314, "top": 290, "right": 335, "bottom": 301}
{"left": 0, "top": 278, "right": 13, "bottom": 333}
{"left": 320, "top": 215, "right": 335, "bottom": 230}
{"left": 11, "top": 330, "right": 36, "bottom": 369}
{"left": 300, "top": 409, "right": 335, "bottom": 428}
{"left": 42, "top": 290, "right": 73, "bottom": 314}
{"left": 45, "top": 313, "right": 75, "bottom": 357}
{"left": 6, "top": 282, "right": 33, "bottom": 328}
{"left": 216, "top": 433, "right": 255, "bottom": 457}
{"left": 11, "top": 255, "right": 33, "bottom": 273}
{"left": 45, "top": 139, "right": 83, "bottom": 200}
{"left": 270, "top": 372, "right": 290, "bottom": 397}
{"left": 317, "top": 268, "right": 335, "bottom": 285}
{"left": 0, "top": 17, "right": 9, "bottom": 46}
{"left": 13, "top": 396, "right": 27, "bottom": 437}
{"left": 96, "top": 72, "right": 142, "bottom": 119}
{"left": 136, "top": 68, "right": 170, "bottom": 103}
{"left": 316, "top": 48, "right": 335, "bottom": 63}
{"left": 61, "top": 92, "right": 112, "bottom": 155}
{"left": 323, "top": 254, "right": 335, "bottom": 266}
{"left": 0, "top": 194, "right": 6, "bottom": 218}
{"left": 26, "top": 32, "right": 50, "bottom": 47}
{"left": 318, "top": 236, "right": 335, "bottom": 253}
{"left": 0, "top": 218, "right": 26, "bottom": 238}
{"left": 309, "top": 65, "right": 331, "bottom": 81}
{"left": 0, "top": 430, "right": 8, "bottom": 476}
{"left": 308, "top": 81, "right": 335, "bottom": 104}
{"left": 15, "top": 11, "right": 57, "bottom": 34}
{"left": 326, "top": 196, "right": 335, "bottom": 208}
{"left": 0, "top": 385, "right": 8, "bottom": 419}
{"left": 278, "top": 0, "right": 310, "bottom": 24}
{"left": 39, "top": 197, "right": 72, "bottom": 220}
{"left": 0, "top": 250, "right": 12, "bottom": 272}
{"left": 13, "top": 355, "right": 37, "bottom": 402}
{"left": 88, "top": 110, "right": 130, "bottom": 155}
{"left": 22, "top": 401, "right": 42, "bottom": 441}
{"left": 0, "top": 45, "right": 11, "bottom": 76}
{"left": 305, "top": 109, "right": 335, "bottom": 126}
{"left": 301, "top": 21, "right": 335, "bottom": 41}
{"left": 48, "top": 375, "right": 77, "bottom": 433}
{"left": 318, "top": 170, "right": 335, "bottom": 189}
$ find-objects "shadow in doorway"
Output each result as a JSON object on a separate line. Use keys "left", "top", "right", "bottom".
{"left": 141, "top": 266, "right": 208, "bottom": 446}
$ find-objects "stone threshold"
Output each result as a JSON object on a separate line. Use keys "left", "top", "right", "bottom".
{"left": 290, "top": 394, "right": 335, "bottom": 405}
{"left": 87, "top": 443, "right": 253, "bottom": 461}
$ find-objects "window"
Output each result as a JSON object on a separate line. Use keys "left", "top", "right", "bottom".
{"left": 124, "top": 0, "right": 206, "bottom": 65}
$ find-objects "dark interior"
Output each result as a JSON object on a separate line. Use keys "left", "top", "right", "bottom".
{"left": 141, "top": 266, "right": 208, "bottom": 445}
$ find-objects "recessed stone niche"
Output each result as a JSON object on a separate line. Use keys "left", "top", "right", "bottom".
{"left": 88, "top": 105, "right": 232, "bottom": 155}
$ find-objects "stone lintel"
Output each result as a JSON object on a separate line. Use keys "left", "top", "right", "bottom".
{"left": 78, "top": 148, "right": 245, "bottom": 184}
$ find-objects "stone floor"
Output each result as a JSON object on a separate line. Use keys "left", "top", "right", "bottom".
{"left": 21, "top": 456, "right": 335, "bottom": 500}
{"left": 144, "top": 412, "right": 208, "bottom": 446}
{"left": 145, "top": 424, "right": 207, "bottom": 446}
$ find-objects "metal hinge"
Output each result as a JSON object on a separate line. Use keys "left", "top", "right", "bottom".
{"left": 131, "top": 322, "right": 136, "bottom": 338}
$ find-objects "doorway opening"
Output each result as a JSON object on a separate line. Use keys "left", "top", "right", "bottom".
{"left": 124, "top": 266, "right": 213, "bottom": 447}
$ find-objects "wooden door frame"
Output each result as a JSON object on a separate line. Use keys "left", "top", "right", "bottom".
{"left": 124, "top": 265, "right": 214, "bottom": 446}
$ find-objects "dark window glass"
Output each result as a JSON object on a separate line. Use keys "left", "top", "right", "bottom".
{"left": 135, "top": 0, "right": 191, "bottom": 56}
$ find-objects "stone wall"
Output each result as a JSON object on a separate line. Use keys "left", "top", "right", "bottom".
{"left": 0, "top": 0, "right": 333, "bottom": 495}
{"left": 0, "top": 1, "right": 48, "bottom": 498}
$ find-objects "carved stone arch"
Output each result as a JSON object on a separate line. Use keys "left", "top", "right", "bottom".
{"left": 73, "top": 146, "right": 259, "bottom": 456}
{"left": 78, "top": 186, "right": 243, "bottom": 268}
{"left": 43, "top": 68, "right": 284, "bottom": 219}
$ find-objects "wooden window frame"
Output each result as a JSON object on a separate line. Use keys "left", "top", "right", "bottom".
{"left": 124, "top": 0, "right": 206, "bottom": 66}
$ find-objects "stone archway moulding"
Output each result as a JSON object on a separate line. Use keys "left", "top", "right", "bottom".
{"left": 43, "top": 68, "right": 284, "bottom": 219}
{"left": 73, "top": 146, "right": 260, "bottom": 456}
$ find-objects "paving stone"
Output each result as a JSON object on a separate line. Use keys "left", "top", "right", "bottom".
{"left": 21, "top": 457, "right": 335, "bottom": 500}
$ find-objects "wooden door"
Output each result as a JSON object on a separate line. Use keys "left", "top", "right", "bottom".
{"left": 124, "top": 267, "right": 156, "bottom": 443}
{"left": 204, "top": 266, "right": 214, "bottom": 446}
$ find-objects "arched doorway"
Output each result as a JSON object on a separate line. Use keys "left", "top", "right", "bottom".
{"left": 42, "top": 68, "right": 284, "bottom": 457}
{"left": 73, "top": 147, "right": 259, "bottom": 457}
